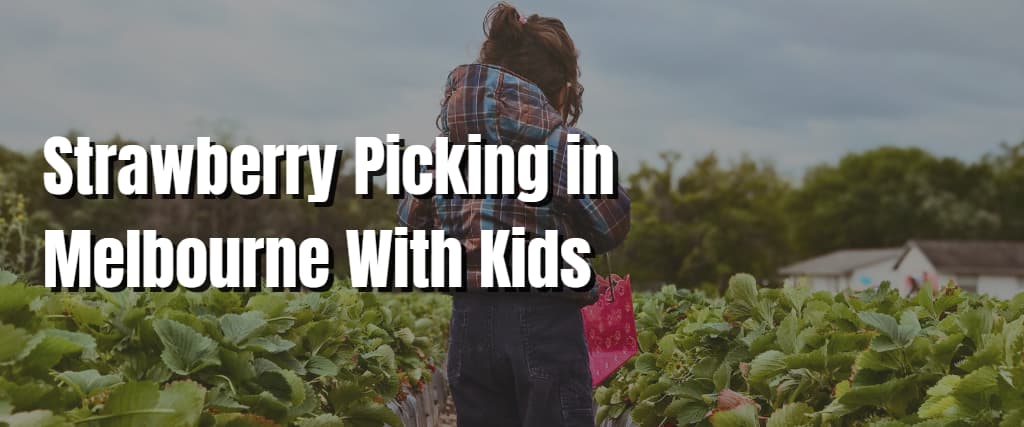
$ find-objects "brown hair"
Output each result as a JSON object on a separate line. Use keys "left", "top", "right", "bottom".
{"left": 478, "top": 2, "right": 584, "bottom": 126}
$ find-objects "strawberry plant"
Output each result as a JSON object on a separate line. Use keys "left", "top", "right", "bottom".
{"left": 597, "top": 275, "right": 1024, "bottom": 427}
{"left": 4, "top": 268, "right": 1023, "bottom": 427}
{"left": 0, "top": 277, "right": 450, "bottom": 427}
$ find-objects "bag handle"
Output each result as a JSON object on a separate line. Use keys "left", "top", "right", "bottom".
{"left": 595, "top": 252, "right": 619, "bottom": 302}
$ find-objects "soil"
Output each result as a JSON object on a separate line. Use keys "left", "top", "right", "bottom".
{"left": 437, "top": 395, "right": 457, "bottom": 427}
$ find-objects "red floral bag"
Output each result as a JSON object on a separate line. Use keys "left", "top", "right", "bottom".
{"left": 581, "top": 268, "right": 638, "bottom": 387}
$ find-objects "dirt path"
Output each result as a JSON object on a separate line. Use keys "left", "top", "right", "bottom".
{"left": 436, "top": 395, "right": 457, "bottom": 427}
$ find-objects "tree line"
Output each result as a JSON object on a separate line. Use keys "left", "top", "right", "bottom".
{"left": 1, "top": 134, "right": 1022, "bottom": 292}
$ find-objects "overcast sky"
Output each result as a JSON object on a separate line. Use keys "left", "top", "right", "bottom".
{"left": 2, "top": 1, "right": 1023, "bottom": 176}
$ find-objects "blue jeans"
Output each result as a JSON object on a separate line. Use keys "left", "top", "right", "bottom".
{"left": 447, "top": 293, "right": 594, "bottom": 427}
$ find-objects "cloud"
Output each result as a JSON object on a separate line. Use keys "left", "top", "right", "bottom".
{"left": 1, "top": 0, "right": 1022, "bottom": 175}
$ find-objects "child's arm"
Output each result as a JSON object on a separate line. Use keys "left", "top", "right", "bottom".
{"left": 397, "top": 194, "right": 436, "bottom": 230}
{"left": 551, "top": 131, "right": 631, "bottom": 254}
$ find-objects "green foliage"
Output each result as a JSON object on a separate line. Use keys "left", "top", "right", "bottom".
{"left": 598, "top": 277, "right": 1024, "bottom": 426}
{"left": 0, "top": 191, "right": 45, "bottom": 279}
{"left": 0, "top": 279, "right": 450, "bottom": 427}
{"left": 617, "top": 153, "right": 793, "bottom": 291}
{"left": 785, "top": 146, "right": 1009, "bottom": 256}
{"left": 153, "top": 319, "right": 222, "bottom": 375}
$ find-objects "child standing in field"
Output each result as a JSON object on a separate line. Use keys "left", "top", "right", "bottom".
{"left": 398, "top": 3, "right": 630, "bottom": 426}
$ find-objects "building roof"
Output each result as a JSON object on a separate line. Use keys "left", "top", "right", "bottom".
{"left": 898, "top": 240, "right": 1024, "bottom": 276}
{"left": 779, "top": 248, "right": 902, "bottom": 276}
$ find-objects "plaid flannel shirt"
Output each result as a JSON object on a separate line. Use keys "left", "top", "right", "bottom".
{"left": 397, "top": 63, "right": 631, "bottom": 304}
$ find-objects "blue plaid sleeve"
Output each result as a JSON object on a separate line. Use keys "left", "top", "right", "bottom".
{"left": 551, "top": 130, "right": 631, "bottom": 254}
{"left": 397, "top": 193, "right": 435, "bottom": 229}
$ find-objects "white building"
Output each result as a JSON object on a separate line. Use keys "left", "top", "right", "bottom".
{"left": 779, "top": 248, "right": 903, "bottom": 294}
{"left": 892, "top": 240, "right": 1024, "bottom": 299}
{"left": 779, "top": 240, "right": 1024, "bottom": 299}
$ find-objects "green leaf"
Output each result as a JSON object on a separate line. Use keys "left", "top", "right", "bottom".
{"left": 0, "top": 410, "right": 70, "bottom": 427}
{"left": 928, "top": 333, "right": 964, "bottom": 371}
{"left": 896, "top": 310, "right": 921, "bottom": 344}
{"left": 854, "top": 349, "right": 899, "bottom": 372}
{"left": 594, "top": 386, "right": 612, "bottom": 404}
{"left": 1001, "top": 409, "right": 1024, "bottom": 427}
{"left": 665, "top": 400, "right": 709, "bottom": 425}
{"left": 152, "top": 318, "right": 221, "bottom": 375}
{"left": 713, "top": 362, "right": 732, "bottom": 391}
{"left": 341, "top": 402, "right": 403, "bottom": 427}
{"left": 55, "top": 369, "right": 123, "bottom": 397}
{"left": 638, "top": 330, "right": 658, "bottom": 353}
{"left": 156, "top": 380, "right": 206, "bottom": 427}
{"left": 839, "top": 375, "right": 919, "bottom": 410}
{"left": 709, "top": 404, "right": 757, "bottom": 427}
{"left": 658, "top": 334, "right": 679, "bottom": 355}
{"left": 725, "top": 274, "right": 758, "bottom": 321}
{"left": 639, "top": 380, "right": 671, "bottom": 402}
{"left": 918, "top": 395, "right": 959, "bottom": 419}
{"left": 62, "top": 298, "right": 105, "bottom": 327}
{"left": 246, "top": 294, "right": 289, "bottom": 318}
{"left": 0, "top": 283, "right": 46, "bottom": 318}
{"left": 918, "top": 375, "right": 962, "bottom": 419}
{"left": 859, "top": 311, "right": 900, "bottom": 339}
{"left": 207, "top": 385, "right": 248, "bottom": 411}
{"left": 305, "top": 356, "right": 339, "bottom": 377}
{"left": 95, "top": 382, "right": 168, "bottom": 427}
{"left": 49, "top": 329, "right": 99, "bottom": 360}
{"left": 958, "top": 333, "right": 1003, "bottom": 372}
{"left": 363, "top": 344, "right": 396, "bottom": 372}
{"left": 766, "top": 402, "right": 813, "bottom": 427}
{"left": 629, "top": 400, "right": 658, "bottom": 425}
{"left": 777, "top": 313, "right": 803, "bottom": 354}
{"left": 954, "top": 364, "right": 995, "bottom": 395}
{"left": 245, "top": 335, "right": 295, "bottom": 354}
{"left": 608, "top": 402, "right": 627, "bottom": 420}
{"left": 0, "top": 270, "right": 17, "bottom": 286}
{"left": 927, "top": 375, "right": 960, "bottom": 397}
{"left": 595, "top": 405, "right": 609, "bottom": 424}
{"left": 784, "top": 346, "right": 831, "bottom": 371}
{"left": 257, "top": 369, "right": 306, "bottom": 406}
{"left": 219, "top": 312, "right": 267, "bottom": 347}
{"left": 20, "top": 330, "right": 97, "bottom": 373}
{"left": 296, "top": 414, "right": 346, "bottom": 427}
{"left": 394, "top": 327, "right": 415, "bottom": 345}
{"left": 0, "top": 323, "right": 31, "bottom": 363}
{"left": 869, "top": 336, "right": 903, "bottom": 354}
{"left": 288, "top": 381, "right": 319, "bottom": 420}
{"left": 1003, "top": 317, "right": 1024, "bottom": 366}
{"left": 748, "top": 350, "right": 786, "bottom": 387}
{"left": 634, "top": 353, "right": 657, "bottom": 374}
{"left": 952, "top": 366, "right": 998, "bottom": 413}
{"left": 913, "top": 284, "right": 936, "bottom": 318}
{"left": 859, "top": 310, "right": 919, "bottom": 350}
{"left": 783, "top": 280, "right": 811, "bottom": 314}
{"left": 235, "top": 392, "right": 288, "bottom": 422}
{"left": 214, "top": 413, "right": 282, "bottom": 427}
{"left": 957, "top": 307, "right": 994, "bottom": 346}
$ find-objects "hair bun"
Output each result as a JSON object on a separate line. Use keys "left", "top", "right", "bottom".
{"left": 484, "top": 2, "right": 527, "bottom": 46}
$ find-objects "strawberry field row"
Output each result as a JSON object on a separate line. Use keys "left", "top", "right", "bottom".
{"left": 596, "top": 275, "right": 1024, "bottom": 427}
{"left": 0, "top": 277, "right": 450, "bottom": 427}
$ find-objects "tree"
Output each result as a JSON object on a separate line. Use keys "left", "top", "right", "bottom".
{"left": 617, "top": 152, "right": 792, "bottom": 291}
{"left": 985, "top": 140, "right": 1024, "bottom": 239}
{"left": 784, "top": 147, "right": 999, "bottom": 257}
